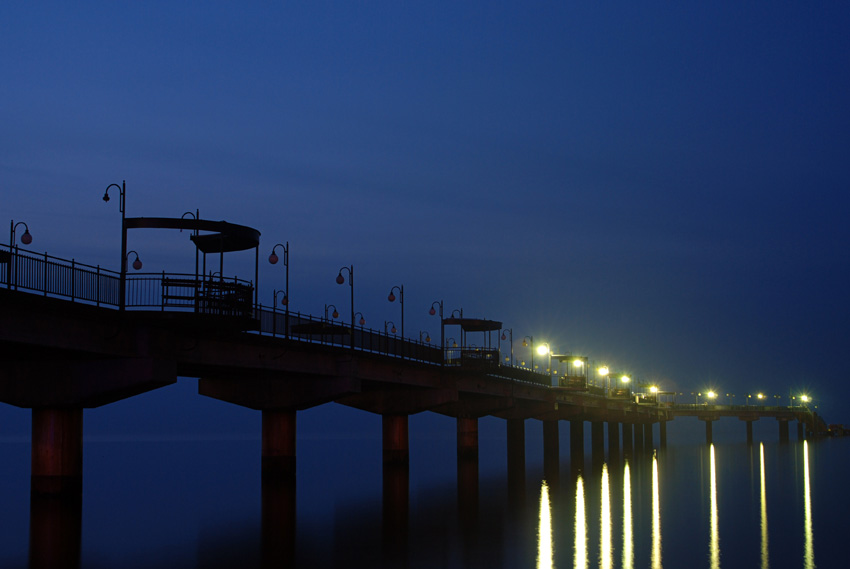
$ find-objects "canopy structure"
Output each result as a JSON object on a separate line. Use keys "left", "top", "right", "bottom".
{"left": 442, "top": 317, "right": 503, "bottom": 350}
{"left": 124, "top": 216, "right": 261, "bottom": 304}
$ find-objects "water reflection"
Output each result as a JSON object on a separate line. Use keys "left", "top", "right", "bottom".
{"left": 709, "top": 444, "right": 719, "bottom": 569}
{"left": 651, "top": 451, "right": 661, "bottom": 569}
{"left": 575, "top": 473, "right": 587, "bottom": 569}
{"left": 600, "top": 464, "right": 611, "bottom": 569}
{"left": 759, "top": 443, "right": 768, "bottom": 569}
{"left": 803, "top": 440, "right": 814, "bottom": 569}
{"left": 622, "top": 460, "right": 633, "bottom": 569}
{"left": 538, "top": 481, "right": 553, "bottom": 569}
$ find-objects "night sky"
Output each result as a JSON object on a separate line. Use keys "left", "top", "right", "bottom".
{"left": 2, "top": 1, "right": 849, "bottom": 431}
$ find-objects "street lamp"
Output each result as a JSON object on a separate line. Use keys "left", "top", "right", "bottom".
{"left": 271, "top": 289, "right": 287, "bottom": 336}
{"left": 597, "top": 365, "right": 610, "bottom": 393}
{"left": 388, "top": 284, "right": 404, "bottom": 342}
{"left": 269, "top": 243, "right": 290, "bottom": 337}
{"left": 420, "top": 331, "right": 432, "bottom": 343}
{"left": 537, "top": 342, "right": 552, "bottom": 383}
{"left": 521, "top": 336, "right": 534, "bottom": 371}
{"left": 354, "top": 312, "right": 366, "bottom": 326}
{"left": 335, "top": 265, "right": 354, "bottom": 350}
{"left": 500, "top": 328, "right": 513, "bottom": 365}
{"left": 446, "top": 337, "right": 458, "bottom": 348}
{"left": 325, "top": 304, "right": 339, "bottom": 320}
{"left": 429, "top": 300, "right": 444, "bottom": 363}
{"left": 707, "top": 391, "right": 717, "bottom": 405}
{"left": 384, "top": 321, "right": 397, "bottom": 334}
{"left": 126, "top": 250, "right": 143, "bottom": 271}
{"left": 103, "top": 180, "right": 127, "bottom": 309}
{"left": 8, "top": 220, "right": 33, "bottom": 290}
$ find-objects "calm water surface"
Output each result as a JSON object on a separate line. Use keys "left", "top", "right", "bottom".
{"left": 0, "top": 418, "right": 847, "bottom": 568}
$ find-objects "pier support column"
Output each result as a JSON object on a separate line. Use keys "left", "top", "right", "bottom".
{"left": 746, "top": 420, "right": 754, "bottom": 445}
{"left": 591, "top": 421, "right": 604, "bottom": 470}
{"left": 659, "top": 421, "right": 667, "bottom": 448}
{"left": 778, "top": 418, "right": 790, "bottom": 443}
{"left": 457, "top": 416, "right": 479, "bottom": 517}
{"left": 622, "top": 422, "right": 633, "bottom": 457}
{"left": 262, "top": 409, "right": 296, "bottom": 479}
{"left": 569, "top": 420, "right": 584, "bottom": 473}
{"left": 507, "top": 418, "right": 526, "bottom": 499}
{"left": 457, "top": 416, "right": 479, "bottom": 462}
{"left": 31, "top": 408, "right": 83, "bottom": 496}
{"left": 644, "top": 422, "right": 653, "bottom": 450}
{"left": 797, "top": 421, "right": 805, "bottom": 441}
{"left": 704, "top": 419, "right": 714, "bottom": 445}
{"left": 634, "top": 421, "right": 645, "bottom": 453}
{"left": 608, "top": 421, "right": 620, "bottom": 458}
{"left": 383, "top": 414, "right": 410, "bottom": 465}
{"left": 542, "top": 420, "right": 560, "bottom": 485}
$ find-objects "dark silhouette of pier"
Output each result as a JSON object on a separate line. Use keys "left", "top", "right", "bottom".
{"left": 1, "top": 201, "right": 824, "bottom": 566}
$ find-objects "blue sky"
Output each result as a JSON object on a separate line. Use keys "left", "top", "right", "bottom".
{"left": 2, "top": 1, "right": 849, "bottom": 427}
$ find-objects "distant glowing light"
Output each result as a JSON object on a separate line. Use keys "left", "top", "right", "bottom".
{"left": 537, "top": 345, "right": 550, "bottom": 356}
{"left": 598, "top": 366, "right": 609, "bottom": 376}
{"left": 650, "top": 386, "right": 659, "bottom": 393}
{"left": 621, "top": 375, "right": 630, "bottom": 383}
{"left": 573, "top": 359, "right": 584, "bottom": 368}
{"left": 707, "top": 391, "right": 717, "bottom": 399}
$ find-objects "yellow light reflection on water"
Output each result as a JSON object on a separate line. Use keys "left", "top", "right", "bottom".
{"left": 600, "top": 464, "right": 612, "bottom": 569}
{"left": 623, "top": 460, "right": 633, "bottom": 569}
{"left": 710, "top": 444, "right": 720, "bottom": 569}
{"left": 538, "top": 480, "right": 553, "bottom": 569}
{"left": 803, "top": 440, "right": 814, "bottom": 569}
{"left": 760, "top": 443, "right": 768, "bottom": 569}
{"left": 575, "top": 474, "right": 587, "bottom": 569}
{"left": 651, "top": 451, "right": 662, "bottom": 569}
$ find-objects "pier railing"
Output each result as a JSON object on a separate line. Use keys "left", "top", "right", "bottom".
{"left": 2, "top": 245, "right": 551, "bottom": 383}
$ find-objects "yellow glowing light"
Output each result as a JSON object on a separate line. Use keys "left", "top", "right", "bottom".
{"left": 537, "top": 345, "right": 550, "bottom": 356}
{"left": 650, "top": 386, "right": 659, "bottom": 393}
{"left": 707, "top": 391, "right": 717, "bottom": 399}
{"left": 621, "top": 375, "right": 631, "bottom": 383}
{"left": 573, "top": 359, "right": 584, "bottom": 368}
{"left": 801, "top": 395, "right": 810, "bottom": 403}
{"left": 598, "top": 366, "right": 610, "bottom": 376}
{"left": 758, "top": 393, "right": 765, "bottom": 400}
{"left": 538, "top": 481, "right": 553, "bottom": 569}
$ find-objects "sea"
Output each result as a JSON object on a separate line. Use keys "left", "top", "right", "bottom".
{"left": 0, "top": 400, "right": 847, "bottom": 569}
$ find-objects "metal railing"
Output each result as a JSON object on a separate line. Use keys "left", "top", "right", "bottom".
{"left": 0, "top": 244, "right": 559, "bottom": 383}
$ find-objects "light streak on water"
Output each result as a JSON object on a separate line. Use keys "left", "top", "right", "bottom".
{"left": 710, "top": 444, "right": 720, "bottom": 569}
{"left": 575, "top": 474, "right": 587, "bottom": 569}
{"left": 651, "top": 451, "right": 662, "bottom": 569}
{"left": 803, "top": 440, "right": 814, "bottom": 569}
{"left": 760, "top": 443, "right": 768, "bottom": 569}
{"left": 600, "top": 464, "right": 612, "bottom": 569}
{"left": 537, "top": 480, "right": 553, "bottom": 569}
{"left": 622, "top": 460, "right": 633, "bottom": 569}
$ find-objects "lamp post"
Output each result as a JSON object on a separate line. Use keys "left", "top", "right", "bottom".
{"left": 354, "top": 312, "right": 366, "bottom": 326}
{"left": 102, "top": 180, "right": 127, "bottom": 309}
{"left": 420, "top": 331, "right": 432, "bottom": 343}
{"left": 269, "top": 242, "right": 290, "bottom": 337}
{"left": 597, "top": 366, "right": 610, "bottom": 395}
{"left": 324, "top": 304, "right": 339, "bottom": 320}
{"left": 500, "top": 328, "right": 513, "bottom": 365}
{"left": 384, "top": 321, "right": 397, "bottom": 334}
{"left": 429, "top": 300, "right": 444, "bottom": 364}
{"left": 388, "top": 285, "right": 404, "bottom": 342}
{"left": 536, "top": 342, "right": 552, "bottom": 384}
{"left": 521, "top": 336, "right": 534, "bottom": 371}
{"left": 8, "top": 220, "right": 33, "bottom": 290}
{"left": 335, "top": 265, "right": 354, "bottom": 350}
{"left": 125, "top": 250, "right": 143, "bottom": 271}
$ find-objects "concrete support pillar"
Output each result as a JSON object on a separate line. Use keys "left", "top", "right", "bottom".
{"left": 622, "top": 422, "right": 633, "bottom": 456}
{"left": 797, "top": 421, "right": 805, "bottom": 441}
{"left": 457, "top": 416, "right": 479, "bottom": 462}
{"left": 507, "top": 418, "right": 526, "bottom": 499}
{"left": 29, "top": 493, "right": 82, "bottom": 569}
{"left": 383, "top": 414, "right": 410, "bottom": 465}
{"left": 705, "top": 420, "right": 713, "bottom": 445}
{"left": 659, "top": 421, "right": 667, "bottom": 448}
{"left": 31, "top": 408, "right": 83, "bottom": 495}
{"left": 608, "top": 421, "right": 620, "bottom": 457}
{"left": 262, "top": 409, "right": 296, "bottom": 479}
{"left": 746, "top": 420, "right": 754, "bottom": 445}
{"left": 634, "top": 422, "right": 645, "bottom": 453}
{"left": 542, "top": 420, "right": 560, "bottom": 484}
{"left": 778, "top": 419, "right": 790, "bottom": 443}
{"left": 569, "top": 420, "right": 584, "bottom": 473}
{"left": 644, "top": 422, "right": 653, "bottom": 449}
{"left": 457, "top": 416, "right": 479, "bottom": 519}
{"left": 591, "top": 421, "right": 604, "bottom": 468}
